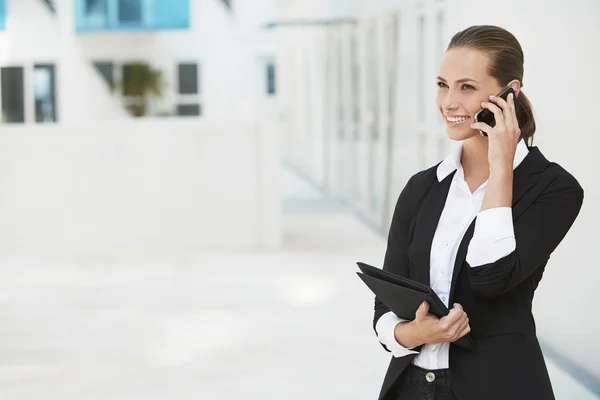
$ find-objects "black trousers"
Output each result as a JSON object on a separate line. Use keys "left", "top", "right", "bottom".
{"left": 394, "top": 365, "right": 459, "bottom": 400}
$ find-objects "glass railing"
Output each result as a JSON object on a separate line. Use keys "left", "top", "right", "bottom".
{"left": 75, "top": 0, "right": 190, "bottom": 32}
{"left": 0, "top": 0, "right": 5, "bottom": 30}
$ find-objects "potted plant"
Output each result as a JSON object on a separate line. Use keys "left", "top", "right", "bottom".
{"left": 115, "top": 63, "right": 165, "bottom": 117}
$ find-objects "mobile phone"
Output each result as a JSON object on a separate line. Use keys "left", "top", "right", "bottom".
{"left": 474, "top": 87, "right": 519, "bottom": 137}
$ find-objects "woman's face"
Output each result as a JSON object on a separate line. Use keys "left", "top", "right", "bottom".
{"left": 436, "top": 47, "right": 504, "bottom": 141}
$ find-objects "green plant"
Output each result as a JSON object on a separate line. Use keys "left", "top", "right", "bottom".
{"left": 115, "top": 63, "right": 165, "bottom": 117}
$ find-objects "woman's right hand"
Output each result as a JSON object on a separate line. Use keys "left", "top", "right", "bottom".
{"left": 394, "top": 301, "right": 471, "bottom": 348}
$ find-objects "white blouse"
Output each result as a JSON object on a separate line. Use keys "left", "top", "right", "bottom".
{"left": 376, "top": 139, "right": 530, "bottom": 370}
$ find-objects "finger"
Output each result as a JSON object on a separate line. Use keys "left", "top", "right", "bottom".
{"left": 440, "top": 307, "right": 464, "bottom": 328}
{"left": 493, "top": 94, "right": 515, "bottom": 132}
{"left": 450, "top": 304, "right": 466, "bottom": 326}
{"left": 415, "top": 301, "right": 430, "bottom": 320}
{"left": 444, "top": 315, "right": 468, "bottom": 342}
{"left": 455, "top": 316, "right": 469, "bottom": 335}
{"left": 481, "top": 100, "right": 505, "bottom": 132}
{"left": 452, "top": 311, "right": 468, "bottom": 331}
{"left": 455, "top": 323, "right": 471, "bottom": 341}
{"left": 490, "top": 94, "right": 509, "bottom": 113}
{"left": 470, "top": 121, "right": 494, "bottom": 135}
{"left": 449, "top": 317, "right": 469, "bottom": 341}
{"left": 508, "top": 93, "right": 520, "bottom": 135}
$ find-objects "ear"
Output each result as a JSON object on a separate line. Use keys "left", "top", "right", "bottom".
{"left": 507, "top": 80, "right": 522, "bottom": 97}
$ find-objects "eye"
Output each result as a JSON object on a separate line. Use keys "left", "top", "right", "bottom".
{"left": 461, "top": 84, "right": 476, "bottom": 90}
{"left": 437, "top": 81, "right": 448, "bottom": 88}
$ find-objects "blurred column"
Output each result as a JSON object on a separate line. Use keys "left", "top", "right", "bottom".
{"left": 54, "top": 0, "right": 127, "bottom": 123}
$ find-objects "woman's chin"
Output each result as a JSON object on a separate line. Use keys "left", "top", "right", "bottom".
{"left": 445, "top": 127, "right": 479, "bottom": 141}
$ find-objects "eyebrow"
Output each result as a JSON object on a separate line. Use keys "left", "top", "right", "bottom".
{"left": 437, "top": 76, "right": 480, "bottom": 84}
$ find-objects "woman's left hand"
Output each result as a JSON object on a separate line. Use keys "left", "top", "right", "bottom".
{"left": 471, "top": 93, "right": 521, "bottom": 174}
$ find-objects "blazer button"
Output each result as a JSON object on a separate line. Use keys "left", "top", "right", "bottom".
{"left": 426, "top": 372, "right": 436, "bottom": 383}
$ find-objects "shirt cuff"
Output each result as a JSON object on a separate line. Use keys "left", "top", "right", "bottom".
{"left": 466, "top": 207, "right": 516, "bottom": 267}
{"left": 375, "top": 311, "right": 419, "bottom": 357}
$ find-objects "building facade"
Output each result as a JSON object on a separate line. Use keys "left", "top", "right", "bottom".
{"left": 0, "top": 0, "right": 278, "bottom": 124}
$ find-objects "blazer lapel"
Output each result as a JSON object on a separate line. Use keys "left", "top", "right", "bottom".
{"left": 409, "top": 172, "right": 454, "bottom": 286}
{"left": 449, "top": 220, "right": 476, "bottom": 301}
{"left": 448, "top": 146, "right": 550, "bottom": 300}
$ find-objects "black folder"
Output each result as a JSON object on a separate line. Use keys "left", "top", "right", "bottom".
{"left": 357, "top": 261, "right": 473, "bottom": 350}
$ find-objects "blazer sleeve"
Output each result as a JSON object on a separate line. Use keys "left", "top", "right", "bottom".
{"left": 467, "top": 173, "right": 584, "bottom": 299}
{"left": 373, "top": 176, "right": 414, "bottom": 351}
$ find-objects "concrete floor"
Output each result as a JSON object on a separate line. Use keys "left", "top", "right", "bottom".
{"left": 0, "top": 168, "right": 596, "bottom": 399}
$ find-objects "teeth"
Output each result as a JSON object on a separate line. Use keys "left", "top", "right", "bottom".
{"left": 446, "top": 116, "right": 469, "bottom": 123}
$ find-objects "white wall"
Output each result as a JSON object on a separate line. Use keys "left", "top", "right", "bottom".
{"left": 0, "top": 119, "right": 281, "bottom": 262}
{"left": 0, "top": 0, "right": 127, "bottom": 123}
{"left": 278, "top": 0, "right": 364, "bottom": 20}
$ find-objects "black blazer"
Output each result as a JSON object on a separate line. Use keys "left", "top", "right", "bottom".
{"left": 373, "top": 146, "right": 584, "bottom": 400}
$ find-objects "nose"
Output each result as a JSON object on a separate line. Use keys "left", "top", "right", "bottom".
{"left": 441, "top": 89, "right": 459, "bottom": 112}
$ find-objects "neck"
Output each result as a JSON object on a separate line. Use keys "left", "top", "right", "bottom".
{"left": 461, "top": 134, "right": 490, "bottom": 180}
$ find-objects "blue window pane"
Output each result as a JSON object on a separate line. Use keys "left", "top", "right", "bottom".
{"left": 118, "top": 0, "right": 141, "bottom": 23}
{"left": 76, "top": 0, "right": 108, "bottom": 30}
{"left": 85, "top": 0, "right": 105, "bottom": 12}
{"left": 0, "top": 0, "right": 6, "bottom": 30}
{"left": 154, "top": 0, "right": 190, "bottom": 29}
{"left": 76, "top": 0, "right": 189, "bottom": 32}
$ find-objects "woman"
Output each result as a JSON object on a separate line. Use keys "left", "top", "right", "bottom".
{"left": 372, "top": 25, "right": 584, "bottom": 400}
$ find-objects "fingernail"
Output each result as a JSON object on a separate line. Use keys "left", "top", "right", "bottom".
{"left": 489, "top": 95, "right": 495, "bottom": 99}
{"left": 481, "top": 102, "right": 486, "bottom": 106}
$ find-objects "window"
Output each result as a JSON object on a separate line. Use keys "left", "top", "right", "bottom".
{"left": 0, "top": 0, "right": 6, "bottom": 30}
{"left": 34, "top": 64, "right": 57, "bottom": 123}
{"left": 176, "top": 62, "right": 201, "bottom": 116}
{"left": 85, "top": 0, "right": 105, "bottom": 13}
{"left": 93, "top": 61, "right": 115, "bottom": 88}
{"left": 83, "top": 0, "right": 108, "bottom": 28}
{"left": 177, "top": 104, "right": 201, "bottom": 116}
{"left": 1, "top": 67, "right": 25, "bottom": 123}
{"left": 77, "top": 0, "right": 190, "bottom": 31}
{"left": 178, "top": 63, "right": 199, "bottom": 95}
{"left": 118, "top": 0, "right": 142, "bottom": 23}
{"left": 265, "top": 61, "right": 276, "bottom": 96}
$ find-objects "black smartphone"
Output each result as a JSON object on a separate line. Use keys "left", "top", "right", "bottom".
{"left": 474, "top": 87, "right": 519, "bottom": 136}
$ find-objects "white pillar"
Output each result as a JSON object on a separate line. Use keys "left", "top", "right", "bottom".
{"left": 54, "top": 0, "right": 128, "bottom": 124}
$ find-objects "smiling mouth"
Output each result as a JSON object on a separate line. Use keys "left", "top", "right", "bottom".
{"left": 445, "top": 115, "right": 470, "bottom": 123}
